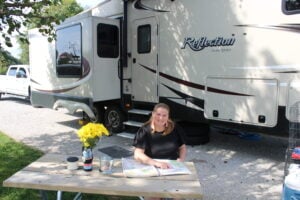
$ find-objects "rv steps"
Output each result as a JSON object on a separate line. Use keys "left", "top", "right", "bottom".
{"left": 119, "top": 108, "right": 152, "bottom": 139}
{"left": 128, "top": 109, "right": 151, "bottom": 115}
{"left": 117, "top": 132, "right": 135, "bottom": 139}
{"left": 123, "top": 120, "right": 143, "bottom": 127}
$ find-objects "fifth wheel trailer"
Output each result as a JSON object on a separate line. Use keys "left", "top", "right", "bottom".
{"left": 29, "top": 0, "right": 300, "bottom": 137}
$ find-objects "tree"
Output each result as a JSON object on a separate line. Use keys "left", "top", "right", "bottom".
{"left": 0, "top": 49, "right": 20, "bottom": 74}
{"left": 18, "top": 36, "right": 29, "bottom": 64}
{"left": 0, "top": 0, "right": 63, "bottom": 48}
{"left": 3, "top": 0, "right": 83, "bottom": 64}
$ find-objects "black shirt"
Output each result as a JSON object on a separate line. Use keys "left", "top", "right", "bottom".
{"left": 133, "top": 124, "right": 186, "bottom": 160}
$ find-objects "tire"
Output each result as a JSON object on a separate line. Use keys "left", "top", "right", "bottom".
{"left": 0, "top": 93, "right": 2, "bottom": 99}
{"left": 178, "top": 122, "right": 210, "bottom": 136}
{"left": 186, "top": 123, "right": 210, "bottom": 137}
{"left": 185, "top": 135, "right": 210, "bottom": 146}
{"left": 178, "top": 121, "right": 210, "bottom": 145}
{"left": 104, "top": 106, "right": 125, "bottom": 133}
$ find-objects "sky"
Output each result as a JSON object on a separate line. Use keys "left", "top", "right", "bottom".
{"left": 4, "top": 0, "right": 102, "bottom": 59}
{"left": 76, "top": 0, "right": 101, "bottom": 9}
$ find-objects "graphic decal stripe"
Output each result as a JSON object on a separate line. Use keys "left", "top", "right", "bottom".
{"left": 134, "top": 0, "right": 170, "bottom": 12}
{"left": 35, "top": 86, "right": 79, "bottom": 93}
{"left": 139, "top": 64, "right": 204, "bottom": 90}
{"left": 139, "top": 63, "right": 253, "bottom": 96}
{"left": 235, "top": 24, "right": 300, "bottom": 33}
{"left": 160, "top": 72, "right": 205, "bottom": 90}
{"left": 30, "top": 78, "right": 82, "bottom": 93}
{"left": 31, "top": 57, "right": 91, "bottom": 94}
{"left": 162, "top": 84, "right": 204, "bottom": 109}
{"left": 276, "top": 71, "right": 300, "bottom": 73}
{"left": 207, "top": 87, "right": 252, "bottom": 96}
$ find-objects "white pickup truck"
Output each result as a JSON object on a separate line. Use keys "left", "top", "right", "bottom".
{"left": 0, "top": 65, "right": 31, "bottom": 100}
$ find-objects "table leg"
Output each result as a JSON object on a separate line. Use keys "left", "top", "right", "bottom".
{"left": 74, "top": 192, "right": 82, "bottom": 200}
{"left": 57, "top": 190, "right": 62, "bottom": 200}
{"left": 55, "top": 190, "right": 81, "bottom": 200}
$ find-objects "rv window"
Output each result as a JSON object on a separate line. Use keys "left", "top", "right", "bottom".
{"left": 283, "top": 0, "right": 300, "bottom": 13}
{"left": 138, "top": 25, "right": 151, "bottom": 54}
{"left": 97, "top": 23, "right": 119, "bottom": 58}
{"left": 56, "top": 24, "right": 82, "bottom": 77}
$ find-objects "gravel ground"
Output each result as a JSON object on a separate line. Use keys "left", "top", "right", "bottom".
{"left": 0, "top": 96, "right": 288, "bottom": 200}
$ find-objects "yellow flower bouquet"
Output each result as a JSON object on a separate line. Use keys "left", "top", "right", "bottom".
{"left": 77, "top": 122, "right": 109, "bottom": 149}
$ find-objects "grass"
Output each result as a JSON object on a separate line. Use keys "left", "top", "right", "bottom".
{"left": 0, "top": 132, "right": 138, "bottom": 200}
{"left": 0, "top": 67, "right": 8, "bottom": 75}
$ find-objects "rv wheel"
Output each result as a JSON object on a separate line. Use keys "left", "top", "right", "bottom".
{"left": 104, "top": 106, "right": 125, "bottom": 134}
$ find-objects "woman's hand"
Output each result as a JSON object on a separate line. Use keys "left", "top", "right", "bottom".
{"left": 134, "top": 148, "right": 168, "bottom": 168}
{"left": 153, "top": 160, "right": 171, "bottom": 169}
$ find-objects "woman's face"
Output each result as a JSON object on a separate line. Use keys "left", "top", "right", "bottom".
{"left": 152, "top": 107, "right": 169, "bottom": 128}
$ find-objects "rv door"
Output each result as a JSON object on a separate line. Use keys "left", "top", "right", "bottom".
{"left": 131, "top": 17, "right": 158, "bottom": 103}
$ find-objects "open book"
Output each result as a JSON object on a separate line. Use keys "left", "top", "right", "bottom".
{"left": 121, "top": 158, "right": 191, "bottom": 177}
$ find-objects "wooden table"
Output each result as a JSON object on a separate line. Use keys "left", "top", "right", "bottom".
{"left": 3, "top": 153, "right": 203, "bottom": 199}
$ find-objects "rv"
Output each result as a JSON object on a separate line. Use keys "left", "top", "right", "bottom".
{"left": 29, "top": 0, "right": 300, "bottom": 138}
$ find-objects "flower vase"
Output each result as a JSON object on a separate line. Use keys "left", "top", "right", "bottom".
{"left": 82, "top": 147, "right": 93, "bottom": 171}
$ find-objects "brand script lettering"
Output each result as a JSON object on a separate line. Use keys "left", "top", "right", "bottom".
{"left": 181, "top": 37, "right": 236, "bottom": 51}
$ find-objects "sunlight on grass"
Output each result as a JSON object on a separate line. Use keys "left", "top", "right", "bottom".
{"left": 0, "top": 132, "right": 44, "bottom": 200}
{"left": 0, "top": 132, "right": 138, "bottom": 200}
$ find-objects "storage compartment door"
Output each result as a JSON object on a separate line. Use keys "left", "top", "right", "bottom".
{"left": 204, "top": 77, "right": 278, "bottom": 127}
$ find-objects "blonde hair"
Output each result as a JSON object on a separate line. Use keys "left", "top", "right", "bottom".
{"left": 144, "top": 103, "right": 174, "bottom": 135}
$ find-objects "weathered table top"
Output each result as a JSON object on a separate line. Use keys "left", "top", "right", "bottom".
{"left": 3, "top": 153, "right": 203, "bottom": 199}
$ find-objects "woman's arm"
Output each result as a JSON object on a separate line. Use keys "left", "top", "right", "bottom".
{"left": 177, "top": 144, "right": 187, "bottom": 162}
{"left": 134, "top": 147, "right": 170, "bottom": 169}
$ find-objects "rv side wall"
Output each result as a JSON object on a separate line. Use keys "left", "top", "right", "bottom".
{"left": 124, "top": 0, "right": 300, "bottom": 133}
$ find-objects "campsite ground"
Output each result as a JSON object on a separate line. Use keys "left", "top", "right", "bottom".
{"left": 0, "top": 96, "right": 287, "bottom": 200}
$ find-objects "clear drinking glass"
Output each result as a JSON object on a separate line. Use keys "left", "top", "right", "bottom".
{"left": 99, "top": 155, "right": 113, "bottom": 174}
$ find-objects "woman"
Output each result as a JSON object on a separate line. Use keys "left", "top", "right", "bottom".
{"left": 133, "top": 103, "right": 187, "bottom": 169}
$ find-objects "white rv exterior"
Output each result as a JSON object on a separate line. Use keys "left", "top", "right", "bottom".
{"left": 29, "top": 11, "right": 122, "bottom": 125}
{"left": 30, "top": 0, "right": 300, "bottom": 135}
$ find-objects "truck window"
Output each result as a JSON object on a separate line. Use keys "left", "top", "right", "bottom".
{"left": 137, "top": 25, "right": 151, "bottom": 54}
{"left": 18, "top": 68, "right": 27, "bottom": 78}
{"left": 97, "top": 23, "right": 119, "bottom": 58}
{"left": 8, "top": 67, "right": 17, "bottom": 76}
{"left": 56, "top": 24, "right": 82, "bottom": 77}
{"left": 283, "top": 0, "right": 300, "bottom": 14}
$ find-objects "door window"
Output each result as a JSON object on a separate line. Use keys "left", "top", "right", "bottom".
{"left": 137, "top": 25, "right": 151, "bottom": 54}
